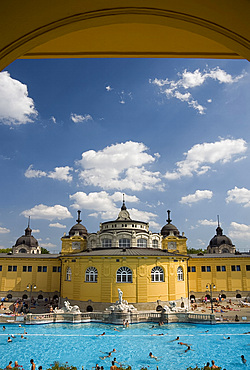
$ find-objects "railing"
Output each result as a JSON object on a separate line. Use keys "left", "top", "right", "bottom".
{"left": 16, "top": 310, "right": 250, "bottom": 325}
{"left": 187, "top": 313, "right": 214, "bottom": 322}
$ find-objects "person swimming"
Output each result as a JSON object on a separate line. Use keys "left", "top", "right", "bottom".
{"left": 100, "top": 352, "right": 112, "bottom": 360}
{"left": 149, "top": 352, "right": 158, "bottom": 360}
{"left": 241, "top": 355, "right": 247, "bottom": 364}
{"left": 96, "top": 332, "right": 106, "bottom": 337}
{"left": 169, "top": 336, "right": 180, "bottom": 342}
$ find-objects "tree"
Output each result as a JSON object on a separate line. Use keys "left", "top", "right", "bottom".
{"left": 41, "top": 247, "right": 50, "bottom": 254}
{"left": 187, "top": 247, "right": 207, "bottom": 254}
{"left": 0, "top": 248, "right": 12, "bottom": 253}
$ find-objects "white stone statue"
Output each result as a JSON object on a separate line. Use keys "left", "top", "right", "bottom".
{"left": 118, "top": 288, "right": 123, "bottom": 304}
{"left": 106, "top": 288, "right": 137, "bottom": 313}
{"left": 54, "top": 300, "right": 81, "bottom": 314}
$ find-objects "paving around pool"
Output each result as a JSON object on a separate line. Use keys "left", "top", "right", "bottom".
{"left": 0, "top": 322, "right": 249, "bottom": 370}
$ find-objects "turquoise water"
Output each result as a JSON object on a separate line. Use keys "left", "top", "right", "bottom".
{"left": 0, "top": 322, "right": 249, "bottom": 370}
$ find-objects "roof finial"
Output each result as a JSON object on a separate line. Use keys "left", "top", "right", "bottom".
{"left": 217, "top": 215, "right": 220, "bottom": 227}
{"left": 28, "top": 216, "right": 30, "bottom": 228}
{"left": 121, "top": 193, "right": 127, "bottom": 210}
{"left": 167, "top": 210, "right": 172, "bottom": 224}
{"left": 76, "top": 210, "right": 82, "bottom": 224}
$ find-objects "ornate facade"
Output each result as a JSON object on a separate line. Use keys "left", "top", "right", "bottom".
{"left": 0, "top": 203, "right": 249, "bottom": 311}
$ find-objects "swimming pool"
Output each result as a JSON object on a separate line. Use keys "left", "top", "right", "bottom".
{"left": 0, "top": 322, "right": 249, "bottom": 370}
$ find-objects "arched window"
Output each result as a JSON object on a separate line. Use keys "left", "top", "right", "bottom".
{"left": 85, "top": 267, "right": 98, "bottom": 282}
{"left": 177, "top": 266, "right": 184, "bottom": 281}
{"left": 152, "top": 240, "right": 158, "bottom": 248}
{"left": 151, "top": 266, "right": 164, "bottom": 282}
{"left": 137, "top": 238, "right": 147, "bottom": 248}
{"left": 119, "top": 239, "right": 131, "bottom": 248}
{"left": 116, "top": 266, "right": 132, "bottom": 283}
{"left": 66, "top": 267, "right": 72, "bottom": 281}
{"left": 101, "top": 238, "right": 112, "bottom": 248}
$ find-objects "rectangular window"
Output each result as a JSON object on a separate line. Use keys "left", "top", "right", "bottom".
{"left": 58, "top": 266, "right": 61, "bottom": 272}
{"left": 216, "top": 266, "right": 221, "bottom": 272}
{"left": 43, "top": 266, "right": 47, "bottom": 272}
{"left": 231, "top": 265, "right": 236, "bottom": 271}
{"left": 38, "top": 266, "right": 42, "bottom": 272}
{"left": 207, "top": 266, "right": 211, "bottom": 272}
{"left": 246, "top": 265, "right": 250, "bottom": 271}
{"left": 8, "top": 265, "right": 12, "bottom": 271}
{"left": 28, "top": 266, "right": 32, "bottom": 272}
{"left": 188, "top": 267, "right": 190, "bottom": 272}
{"left": 191, "top": 266, "right": 196, "bottom": 272}
{"left": 236, "top": 265, "right": 241, "bottom": 271}
{"left": 53, "top": 266, "right": 57, "bottom": 272}
{"left": 13, "top": 266, "right": 17, "bottom": 272}
{"left": 0, "top": 265, "right": 2, "bottom": 271}
{"left": 201, "top": 266, "right": 206, "bottom": 272}
{"left": 23, "top": 266, "right": 27, "bottom": 272}
{"left": 222, "top": 266, "right": 226, "bottom": 271}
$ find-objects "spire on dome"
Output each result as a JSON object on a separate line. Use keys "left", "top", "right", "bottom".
{"left": 76, "top": 210, "right": 82, "bottom": 224}
{"left": 216, "top": 215, "right": 223, "bottom": 236}
{"left": 25, "top": 216, "right": 32, "bottom": 236}
{"left": 167, "top": 210, "right": 172, "bottom": 224}
{"left": 121, "top": 193, "right": 127, "bottom": 211}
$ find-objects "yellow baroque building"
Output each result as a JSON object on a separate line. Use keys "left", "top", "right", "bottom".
{"left": 0, "top": 202, "right": 249, "bottom": 311}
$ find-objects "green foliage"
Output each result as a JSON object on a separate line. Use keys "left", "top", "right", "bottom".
{"left": 187, "top": 247, "right": 207, "bottom": 254}
{"left": 41, "top": 247, "right": 50, "bottom": 254}
{"left": 46, "top": 362, "right": 77, "bottom": 370}
{"left": 0, "top": 248, "right": 12, "bottom": 253}
{"left": 186, "top": 367, "right": 222, "bottom": 370}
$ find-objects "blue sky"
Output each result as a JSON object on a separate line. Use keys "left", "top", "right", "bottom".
{"left": 0, "top": 58, "right": 249, "bottom": 253}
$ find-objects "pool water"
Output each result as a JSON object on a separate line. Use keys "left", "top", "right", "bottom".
{"left": 0, "top": 322, "right": 249, "bottom": 370}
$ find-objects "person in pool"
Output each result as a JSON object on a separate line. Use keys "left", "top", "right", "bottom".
{"left": 241, "top": 355, "right": 247, "bottom": 364}
{"left": 204, "top": 362, "right": 210, "bottom": 370}
{"left": 149, "top": 352, "right": 158, "bottom": 360}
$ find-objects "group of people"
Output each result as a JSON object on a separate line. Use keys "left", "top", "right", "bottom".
{"left": 5, "top": 359, "right": 42, "bottom": 370}
{"left": 3, "top": 324, "right": 27, "bottom": 342}
{"left": 94, "top": 349, "right": 121, "bottom": 370}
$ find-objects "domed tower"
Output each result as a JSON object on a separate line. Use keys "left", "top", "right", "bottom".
{"left": 87, "top": 195, "right": 161, "bottom": 249}
{"left": 12, "top": 218, "right": 41, "bottom": 254}
{"left": 207, "top": 216, "right": 236, "bottom": 254}
{"left": 161, "top": 210, "right": 187, "bottom": 254}
{"left": 61, "top": 210, "right": 88, "bottom": 254}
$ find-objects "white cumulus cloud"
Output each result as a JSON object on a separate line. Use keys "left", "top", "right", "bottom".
{"left": 0, "top": 71, "right": 38, "bottom": 125}
{"left": 150, "top": 67, "right": 245, "bottom": 114}
{"left": 25, "top": 165, "right": 47, "bottom": 178}
{"left": 69, "top": 191, "right": 158, "bottom": 224}
{"left": 165, "top": 138, "right": 247, "bottom": 180}
{"left": 49, "top": 223, "right": 67, "bottom": 229}
{"left": 0, "top": 227, "right": 10, "bottom": 234}
{"left": 198, "top": 219, "right": 218, "bottom": 227}
{"left": 229, "top": 222, "right": 250, "bottom": 241}
{"left": 180, "top": 190, "right": 213, "bottom": 205}
{"left": 21, "top": 204, "right": 73, "bottom": 221}
{"left": 48, "top": 166, "right": 73, "bottom": 182}
{"left": 226, "top": 186, "right": 250, "bottom": 207}
{"left": 25, "top": 165, "right": 73, "bottom": 182}
{"left": 32, "top": 229, "right": 40, "bottom": 233}
{"left": 70, "top": 113, "right": 93, "bottom": 123}
{"left": 76, "top": 141, "right": 162, "bottom": 191}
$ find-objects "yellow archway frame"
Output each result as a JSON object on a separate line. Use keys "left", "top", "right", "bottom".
{"left": 0, "top": 0, "right": 250, "bottom": 70}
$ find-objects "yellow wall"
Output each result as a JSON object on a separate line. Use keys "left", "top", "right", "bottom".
{"left": 0, "top": 257, "right": 61, "bottom": 295}
{"left": 61, "top": 255, "right": 188, "bottom": 304}
{"left": 188, "top": 256, "right": 250, "bottom": 295}
{"left": 61, "top": 235, "right": 87, "bottom": 255}
{"left": 162, "top": 235, "right": 187, "bottom": 255}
